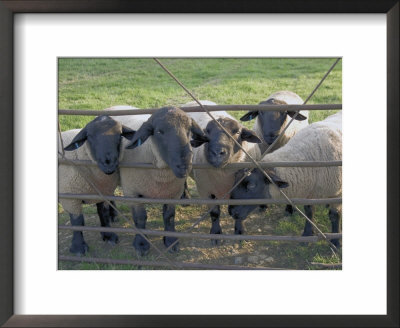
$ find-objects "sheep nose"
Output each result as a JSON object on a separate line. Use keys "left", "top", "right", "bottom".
{"left": 211, "top": 148, "right": 227, "bottom": 157}
{"left": 264, "top": 134, "right": 277, "bottom": 144}
{"left": 176, "top": 163, "right": 187, "bottom": 170}
{"left": 105, "top": 159, "right": 111, "bottom": 165}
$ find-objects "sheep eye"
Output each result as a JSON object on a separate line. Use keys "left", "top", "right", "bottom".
{"left": 157, "top": 129, "right": 164, "bottom": 135}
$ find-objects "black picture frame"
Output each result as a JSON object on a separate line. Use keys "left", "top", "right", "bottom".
{"left": 1, "top": 1, "right": 398, "bottom": 327}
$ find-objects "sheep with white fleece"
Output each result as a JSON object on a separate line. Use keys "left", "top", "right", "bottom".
{"left": 185, "top": 102, "right": 262, "bottom": 244}
{"left": 240, "top": 91, "right": 309, "bottom": 215}
{"left": 58, "top": 116, "right": 135, "bottom": 255}
{"left": 117, "top": 106, "right": 207, "bottom": 255}
{"left": 240, "top": 91, "right": 309, "bottom": 154}
{"left": 229, "top": 111, "right": 342, "bottom": 246}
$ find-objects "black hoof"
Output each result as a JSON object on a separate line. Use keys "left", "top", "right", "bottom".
{"left": 258, "top": 205, "right": 268, "bottom": 212}
{"left": 69, "top": 241, "right": 89, "bottom": 256}
{"left": 210, "top": 228, "right": 222, "bottom": 246}
{"left": 234, "top": 228, "right": 245, "bottom": 235}
{"left": 210, "top": 229, "right": 222, "bottom": 246}
{"left": 133, "top": 235, "right": 150, "bottom": 256}
{"left": 211, "top": 239, "right": 221, "bottom": 246}
{"left": 101, "top": 232, "right": 119, "bottom": 245}
{"left": 285, "top": 205, "right": 295, "bottom": 216}
{"left": 331, "top": 239, "right": 341, "bottom": 248}
{"left": 163, "top": 236, "right": 179, "bottom": 253}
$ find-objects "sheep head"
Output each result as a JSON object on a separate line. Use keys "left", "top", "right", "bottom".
{"left": 193, "top": 117, "right": 261, "bottom": 168}
{"left": 240, "top": 98, "right": 307, "bottom": 145}
{"left": 126, "top": 106, "right": 206, "bottom": 179}
{"left": 228, "top": 168, "right": 288, "bottom": 221}
{"left": 64, "top": 115, "right": 136, "bottom": 175}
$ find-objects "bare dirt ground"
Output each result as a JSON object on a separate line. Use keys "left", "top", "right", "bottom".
{"left": 58, "top": 185, "right": 341, "bottom": 270}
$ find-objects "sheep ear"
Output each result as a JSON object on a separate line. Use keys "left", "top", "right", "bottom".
{"left": 121, "top": 125, "right": 136, "bottom": 140}
{"left": 126, "top": 121, "right": 153, "bottom": 149}
{"left": 190, "top": 119, "right": 209, "bottom": 148}
{"left": 240, "top": 111, "right": 258, "bottom": 121}
{"left": 240, "top": 128, "right": 262, "bottom": 143}
{"left": 288, "top": 111, "right": 307, "bottom": 121}
{"left": 64, "top": 128, "right": 87, "bottom": 151}
{"left": 264, "top": 170, "right": 289, "bottom": 188}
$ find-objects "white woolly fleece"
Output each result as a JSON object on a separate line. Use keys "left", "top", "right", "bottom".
{"left": 193, "top": 140, "right": 261, "bottom": 201}
{"left": 264, "top": 111, "right": 342, "bottom": 210}
{"left": 58, "top": 129, "right": 120, "bottom": 215}
{"left": 182, "top": 100, "right": 234, "bottom": 130}
{"left": 114, "top": 106, "right": 188, "bottom": 200}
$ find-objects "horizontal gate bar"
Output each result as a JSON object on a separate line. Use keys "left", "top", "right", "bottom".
{"left": 58, "top": 225, "right": 342, "bottom": 242}
{"left": 310, "top": 262, "right": 342, "bottom": 269}
{"left": 58, "top": 158, "right": 342, "bottom": 169}
{"left": 58, "top": 193, "right": 342, "bottom": 205}
{"left": 59, "top": 104, "right": 342, "bottom": 116}
{"left": 58, "top": 255, "right": 278, "bottom": 270}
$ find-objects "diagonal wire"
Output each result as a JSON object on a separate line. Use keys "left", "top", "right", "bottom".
{"left": 59, "top": 59, "right": 341, "bottom": 268}
{"left": 154, "top": 58, "right": 340, "bottom": 255}
{"left": 57, "top": 150, "right": 179, "bottom": 269}
{"left": 58, "top": 121, "right": 65, "bottom": 157}
{"left": 261, "top": 58, "right": 342, "bottom": 159}
{"left": 155, "top": 168, "right": 252, "bottom": 259}
{"left": 303, "top": 58, "right": 341, "bottom": 105}
{"left": 259, "top": 57, "right": 342, "bottom": 255}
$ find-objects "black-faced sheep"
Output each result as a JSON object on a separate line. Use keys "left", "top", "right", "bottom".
{"left": 59, "top": 116, "right": 136, "bottom": 255}
{"left": 240, "top": 91, "right": 309, "bottom": 215}
{"left": 228, "top": 111, "right": 342, "bottom": 247}
{"left": 190, "top": 111, "right": 262, "bottom": 244}
{"left": 240, "top": 91, "right": 309, "bottom": 154}
{"left": 119, "top": 106, "right": 207, "bottom": 255}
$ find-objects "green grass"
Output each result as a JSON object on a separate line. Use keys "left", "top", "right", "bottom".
{"left": 58, "top": 58, "right": 341, "bottom": 130}
{"left": 58, "top": 58, "right": 342, "bottom": 270}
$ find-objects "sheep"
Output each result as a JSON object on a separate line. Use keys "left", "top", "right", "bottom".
{"left": 105, "top": 105, "right": 151, "bottom": 127}
{"left": 240, "top": 91, "right": 309, "bottom": 215}
{"left": 189, "top": 110, "right": 262, "bottom": 244}
{"left": 228, "top": 111, "right": 342, "bottom": 246}
{"left": 181, "top": 100, "right": 222, "bottom": 129}
{"left": 58, "top": 116, "right": 136, "bottom": 255}
{"left": 240, "top": 91, "right": 309, "bottom": 154}
{"left": 180, "top": 100, "right": 229, "bottom": 199}
{"left": 118, "top": 106, "right": 207, "bottom": 255}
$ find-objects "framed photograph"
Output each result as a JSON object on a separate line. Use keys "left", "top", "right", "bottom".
{"left": 1, "top": 1, "right": 398, "bottom": 327}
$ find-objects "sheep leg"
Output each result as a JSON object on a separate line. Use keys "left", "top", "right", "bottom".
{"left": 329, "top": 208, "right": 341, "bottom": 248}
{"left": 108, "top": 201, "right": 118, "bottom": 222}
{"left": 162, "top": 204, "right": 179, "bottom": 252}
{"left": 69, "top": 213, "right": 89, "bottom": 256}
{"left": 209, "top": 198, "right": 222, "bottom": 246}
{"left": 131, "top": 204, "right": 150, "bottom": 256}
{"left": 302, "top": 205, "right": 315, "bottom": 236}
{"left": 285, "top": 205, "right": 294, "bottom": 216}
{"left": 96, "top": 202, "right": 119, "bottom": 245}
{"left": 234, "top": 218, "right": 245, "bottom": 235}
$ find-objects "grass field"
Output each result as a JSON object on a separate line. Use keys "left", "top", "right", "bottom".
{"left": 58, "top": 58, "right": 342, "bottom": 270}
